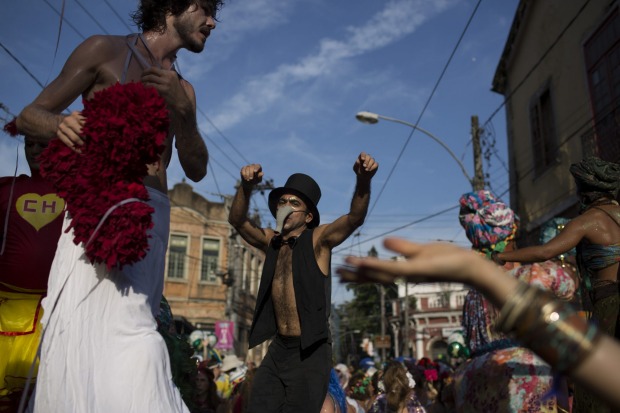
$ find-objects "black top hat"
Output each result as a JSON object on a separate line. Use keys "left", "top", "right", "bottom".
{"left": 268, "top": 173, "right": 321, "bottom": 228}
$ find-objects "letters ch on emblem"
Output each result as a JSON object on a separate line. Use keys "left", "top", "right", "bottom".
{"left": 16, "top": 193, "right": 65, "bottom": 231}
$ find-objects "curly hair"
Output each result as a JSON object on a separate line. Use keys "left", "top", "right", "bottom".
{"left": 347, "top": 371, "right": 373, "bottom": 402}
{"left": 383, "top": 362, "right": 410, "bottom": 413}
{"left": 131, "top": 0, "right": 225, "bottom": 33}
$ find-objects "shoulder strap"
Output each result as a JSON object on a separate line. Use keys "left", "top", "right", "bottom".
{"left": 121, "top": 34, "right": 144, "bottom": 84}
{"left": 125, "top": 34, "right": 152, "bottom": 70}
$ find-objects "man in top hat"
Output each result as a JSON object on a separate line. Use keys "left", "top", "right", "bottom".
{"left": 228, "top": 152, "right": 378, "bottom": 413}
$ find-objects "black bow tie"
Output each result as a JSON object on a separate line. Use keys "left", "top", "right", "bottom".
{"left": 271, "top": 236, "right": 297, "bottom": 249}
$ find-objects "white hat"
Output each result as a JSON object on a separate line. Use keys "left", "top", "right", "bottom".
{"left": 221, "top": 354, "right": 244, "bottom": 372}
{"left": 229, "top": 367, "right": 247, "bottom": 386}
{"left": 334, "top": 363, "right": 349, "bottom": 376}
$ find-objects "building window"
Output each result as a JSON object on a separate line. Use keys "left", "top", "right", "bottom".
{"left": 200, "top": 238, "right": 220, "bottom": 282}
{"left": 584, "top": 10, "right": 620, "bottom": 162}
{"left": 167, "top": 234, "right": 188, "bottom": 279}
{"left": 529, "top": 86, "right": 557, "bottom": 175}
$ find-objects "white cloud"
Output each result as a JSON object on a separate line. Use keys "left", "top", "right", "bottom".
{"left": 179, "top": 0, "right": 298, "bottom": 79}
{"left": 211, "top": 0, "right": 458, "bottom": 130}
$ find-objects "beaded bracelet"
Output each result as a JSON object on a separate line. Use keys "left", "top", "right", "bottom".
{"left": 495, "top": 282, "right": 601, "bottom": 373}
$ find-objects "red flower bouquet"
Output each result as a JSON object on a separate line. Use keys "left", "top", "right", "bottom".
{"left": 39, "top": 82, "right": 169, "bottom": 270}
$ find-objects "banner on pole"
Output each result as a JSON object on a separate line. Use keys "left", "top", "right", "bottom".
{"left": 215, "top": 321, "right": 235, "bottom": 350}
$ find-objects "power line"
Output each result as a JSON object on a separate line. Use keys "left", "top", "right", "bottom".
{"left": 207, "top": 160, "right": 222, "bottom": 198}
{"left": 198, "top": 107, "right": 250, "bottom": 165}
{"left": 73, "top": 0, "right": 109, "bottom": 34}
{"left": 344, "top": 100, "right": 603, "bottom": 253}
{"left": 482, "top": 0, "right": 592, "bottom": 128}
{"left": 102, "top": 0, "right": 133, "bottom": 32}
{"left": 476, "top": 0, "right": 594, "bottom": 185}
{"left": 42, "top": 0, "right": 86, "bottom": 40}
{"left": 334, "top": 204, "right": 459, "bottom": 255}
{"left": 0, "top": 41, "right": 45, "bottom": 89}
{"left": 366, "top": 0, "right": 483, "bottom": 217}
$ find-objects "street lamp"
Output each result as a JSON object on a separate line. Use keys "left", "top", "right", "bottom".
{"left": 356, "top": 111, "right": 474, "bottom": 186}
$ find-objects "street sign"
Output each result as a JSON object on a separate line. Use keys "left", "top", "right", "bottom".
{"left": 374, "top": 335, "right": 391, "bottom": 349}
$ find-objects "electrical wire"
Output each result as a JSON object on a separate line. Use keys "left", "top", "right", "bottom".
{"left": 73, "top": 0, "right": 109, "bottom": 34}
{"left": 102, "top": 0, "right": 133, "bottom": 32}
{"left": 482, "top": 0, "right": 592, "bottom": 128}
{"left": 366, "top": 0, "right": 483, "bottom": 218}
{"left": 0, "top": 41, "right": 46, "bottom": 89}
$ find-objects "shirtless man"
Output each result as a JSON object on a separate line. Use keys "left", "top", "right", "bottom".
{"left": 228, "top": 152, "right": 378, "bottom": 413}
{"left": 13, "top": 1, "right": 223, "bottom": 411}
{"left": 16, "top": 0, "right": 218, "bottom": 191}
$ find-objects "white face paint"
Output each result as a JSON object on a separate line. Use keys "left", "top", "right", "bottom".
{"left": 275, "top": 205, "right": 295, "bottom": 234}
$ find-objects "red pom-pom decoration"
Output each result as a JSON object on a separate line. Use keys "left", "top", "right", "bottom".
{"left": 39, "top": 82, "right": 169, "bottom": 270}
{"left": 3, "top": 118, "right": 19, "bottom": 137}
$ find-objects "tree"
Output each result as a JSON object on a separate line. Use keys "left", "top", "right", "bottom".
{"left": 335, "top": 246, "right": 399, "bottom": 360}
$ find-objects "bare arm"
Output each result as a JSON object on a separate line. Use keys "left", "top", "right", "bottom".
{"left": 338, "top": 238, "right": 620, "bottom": 409}
{"left": 316, "top": 152, "right": 378, "bottom": 249}
{"left": 497, "top": 215, "right": 588, "bottom": 263}
{"left": 228, "top": 164, "right": 273, "bottom": 250}
{"left": 141, "top": 69, "right": 208, "bottom": 182}
{"left": 337, "top": 238, "right": 516, "bottom": 307}
{"left": 571, "top": 334, "right": 620, "bottom": 408}
{"left": 15, "top": 36, "right": 112, "bottom": 146}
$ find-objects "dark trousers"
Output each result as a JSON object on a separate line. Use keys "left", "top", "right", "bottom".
{"left": 247, "top": 335, "right": 331, "bottom": 413}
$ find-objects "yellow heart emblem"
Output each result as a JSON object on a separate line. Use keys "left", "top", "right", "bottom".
{"left": 16, "top": 193, "right": 65, "bottom": 231}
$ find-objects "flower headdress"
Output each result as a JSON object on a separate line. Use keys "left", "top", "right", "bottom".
{"left": 416, "top": 357, "right": 439, "bottom": 382}
{"left": 348, "top": 376, "right": 372, "bottom": 397}
{"left": 38, "top": 82, "right": 168, "bottom": 270}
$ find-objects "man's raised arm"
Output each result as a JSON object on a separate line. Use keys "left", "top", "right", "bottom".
{"left": 318, "top": 152, "right": 378, "bottom": 249}
{"left": 228, "top": 164, "right": 273, "bottom": 250}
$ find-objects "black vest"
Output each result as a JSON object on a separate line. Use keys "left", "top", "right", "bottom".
{"left": 248, "top": 229, "right": 331, "bottom": 350}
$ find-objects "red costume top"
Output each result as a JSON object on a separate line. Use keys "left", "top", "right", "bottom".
{"left": 0, "top": 172, "right": 65, "bottom": 291}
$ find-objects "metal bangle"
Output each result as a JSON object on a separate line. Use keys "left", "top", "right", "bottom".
{"left": 496, "top": 284, "right": 601, "bottom": 373}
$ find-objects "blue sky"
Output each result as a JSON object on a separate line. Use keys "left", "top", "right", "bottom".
{"left": 0, "top": 0, "right": 518, "bottom": 303}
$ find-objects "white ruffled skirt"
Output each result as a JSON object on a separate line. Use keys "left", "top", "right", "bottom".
{"left": 33, "top": 188, "right": 188, "bottom": 413}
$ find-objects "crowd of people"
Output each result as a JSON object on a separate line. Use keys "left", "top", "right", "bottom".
{"left": 0, "top": 0, "right": 619, "bottom": 411}
{"left": 339, "top": 156, "right": 620, "bottom": 412}
{"left": 319, "top": 357, "right": 455, "bottom": 413}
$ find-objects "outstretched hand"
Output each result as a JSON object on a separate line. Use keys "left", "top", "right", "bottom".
{"left": 337, "top": 237, "right": 498, "bottom": 288}
{"left": 353, "top": 152, "right": 378, "bottom": 180}
{"left": 240, "top": 164, "right": 264, "bottom": 188}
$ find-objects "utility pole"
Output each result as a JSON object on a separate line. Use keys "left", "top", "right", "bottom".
{"left": 471, "top": 115, "right": 485, "bottom": 190}
{"left": 368, "top": 247, "right": 386, "bottom": 362}
{"left": 403, "top": 283, "right": 409, "bottom": 357}
{"left": 380, "top": 285, "right": 386, "bottom": 362}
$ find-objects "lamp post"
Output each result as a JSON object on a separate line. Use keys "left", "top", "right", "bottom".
{"left": 356, "top": 111, "right": 475, "bottom": 188}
